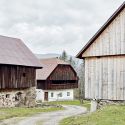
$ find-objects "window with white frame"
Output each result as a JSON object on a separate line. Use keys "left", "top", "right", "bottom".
{"left": 58, "top": 92, "right": 62, "bottom": 97}
{"left": 67, "top": 92, "right": 70, "bottom": 96}
{"left": 51, "top": 92, "right": 54, "bottom": 97}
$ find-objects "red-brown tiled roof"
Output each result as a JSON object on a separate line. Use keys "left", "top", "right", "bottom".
{"left": 0, "top": 35, "right": 42, "bottom": 68}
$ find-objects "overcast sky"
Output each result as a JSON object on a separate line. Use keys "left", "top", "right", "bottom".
{"left": 0, "top": 0, "right": 124, "bottom": 56}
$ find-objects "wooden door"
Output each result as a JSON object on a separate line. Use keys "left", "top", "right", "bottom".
{"left": 44, "top": 92, "right": 48, "bottom": 101}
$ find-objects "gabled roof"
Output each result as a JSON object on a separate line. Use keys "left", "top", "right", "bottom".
{"left": 36, "top": 58, "right": 70, "bottom": 80}
{"left": 76, "top": 2, "right": 125, "bottom": 59}
{"left": 0, "top": 35, "right": 42, "bottom": 68}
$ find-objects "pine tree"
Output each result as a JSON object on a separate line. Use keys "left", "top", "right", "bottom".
{"left": 59, "top": 50, "right": 68, "bottom": 61}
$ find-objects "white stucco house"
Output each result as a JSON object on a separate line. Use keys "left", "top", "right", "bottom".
{"left": 36, "top": 58, "right": 78, "bottom": 102}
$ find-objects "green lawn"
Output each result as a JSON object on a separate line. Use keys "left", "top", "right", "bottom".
{"left": 44, "top": 100, "right": 90, "bottom": 109}
{"left": 0, "top": 107, "right": 63, "bottom": 121}
{"left": 60, "top": 105, "right": 125, "bottom": 125}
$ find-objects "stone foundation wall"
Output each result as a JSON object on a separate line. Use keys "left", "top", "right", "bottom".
{"left": 98, "top": 100, "right": 125, "bottom": 109}
{"left": 0, "top": 87, "right": 36, "bottom": 107}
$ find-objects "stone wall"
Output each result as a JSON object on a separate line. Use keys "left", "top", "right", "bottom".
{"left": 0, "top": 87, "right": 36, "bottom": 107}
{"left": 97, "top": 100, "right": 125, "bottom": 109}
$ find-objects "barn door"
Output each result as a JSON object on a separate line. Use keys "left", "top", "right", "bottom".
{"left": 44, "top": 92, "right": 48, "bottom": 101}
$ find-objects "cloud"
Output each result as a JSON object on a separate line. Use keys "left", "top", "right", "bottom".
{"left": 0, "top": 0, "right": 124, "bottom": 55}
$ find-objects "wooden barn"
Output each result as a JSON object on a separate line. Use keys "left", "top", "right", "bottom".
{"left": 36, "top": 58, "right": 78, "bottom": 102}
{"left": 0, "top": 35, "right": 42, "bottom": 107}
{"left": 77, "top": 2, "right": 125, "bottom": 110}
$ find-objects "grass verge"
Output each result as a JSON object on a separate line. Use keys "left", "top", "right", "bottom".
{"left": 0, "top": 107, "right": 63, "bottom": 121}
{"left": 60, "top": 105, "right": 125, "bottom": 125}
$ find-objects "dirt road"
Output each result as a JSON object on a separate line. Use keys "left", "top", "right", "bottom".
{"left": 0, "top": 105, "right": 87, "bottom": 125}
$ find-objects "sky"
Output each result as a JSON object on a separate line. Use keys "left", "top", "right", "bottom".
{"left": 0, "top": 0, "right": 124, "bottom": 56}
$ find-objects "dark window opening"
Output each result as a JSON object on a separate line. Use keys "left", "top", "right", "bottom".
{"left": 6, "top": 94, "right": 10, "bottom": 98}
{"left": 23, "top": 73, "right": 26, "bottom": 77}
{"left": 15, "top": 92, "right": 22, "bottom": 101}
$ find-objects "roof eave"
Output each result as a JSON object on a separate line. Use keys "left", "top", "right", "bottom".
{"left": 34, "top": 66, "right": 43, "bottom": 69}
{"left": 76, "top": 1, "right": 125, "bottom": 59}
{"left": 0, "top": 63, "right": 43, "bottom": 69}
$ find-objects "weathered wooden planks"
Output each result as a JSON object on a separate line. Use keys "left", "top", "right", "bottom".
{"left": 49, "top": 65, "right": 77, "bottom": 80}
{"left": 82, "top": 8, "right": 125, "bottom": 57}
{"left": 37, "top": 65, "right": 78, "bottom": 90}
{"left": 85, "top": 56, "right": 125, "bottom": 100}
{"left": 0, "top": 65, "right": 36, "bottom": 89}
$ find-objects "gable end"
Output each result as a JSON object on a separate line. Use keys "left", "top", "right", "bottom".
{"left": 77, "top": 2, "right": 125, "bottom": 58}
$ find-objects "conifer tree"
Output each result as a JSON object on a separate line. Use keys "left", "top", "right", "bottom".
{"left": 59, "top": 50, "right": 68, "bottom": 61}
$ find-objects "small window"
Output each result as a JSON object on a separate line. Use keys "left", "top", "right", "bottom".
{"left": 6, "top": 94, "right": 10, "bottom": 98}
{"left": 67, "top": 92, "right": 70, "bottom": 96}
{"left": 58, "top": 93, "right": 62, "bottom": 97}
{"left": 15, "top": 92, "right": 22, "bottom": 101}
{"left": 51, "top": 93, "right": 54, "bottom": 97}
{"left": 23, "top": 73, "right": 26, "bottom": 77}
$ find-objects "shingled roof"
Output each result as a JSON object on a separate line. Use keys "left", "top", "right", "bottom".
{"left": 36, "top": 58, "right": 69, "bottom": 80}
{"left": 76, "top": 2, "right": 125, "bottom": 59}
{"left": 0, "top": 35, "right": 42, "bottom": 68}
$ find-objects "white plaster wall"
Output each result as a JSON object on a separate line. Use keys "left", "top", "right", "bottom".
{"left": 36, "top": 89, "right": 74, "bottom": 102}
{"left": 48, "top": 89, "right": 74, "bottom": 101}
{"left": 36, "top": 89, "right": 44, "bottom": 101}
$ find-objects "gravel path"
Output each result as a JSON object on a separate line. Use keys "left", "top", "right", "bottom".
{"left": 0, "top": 105, "right": 87, "bottom": 125}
